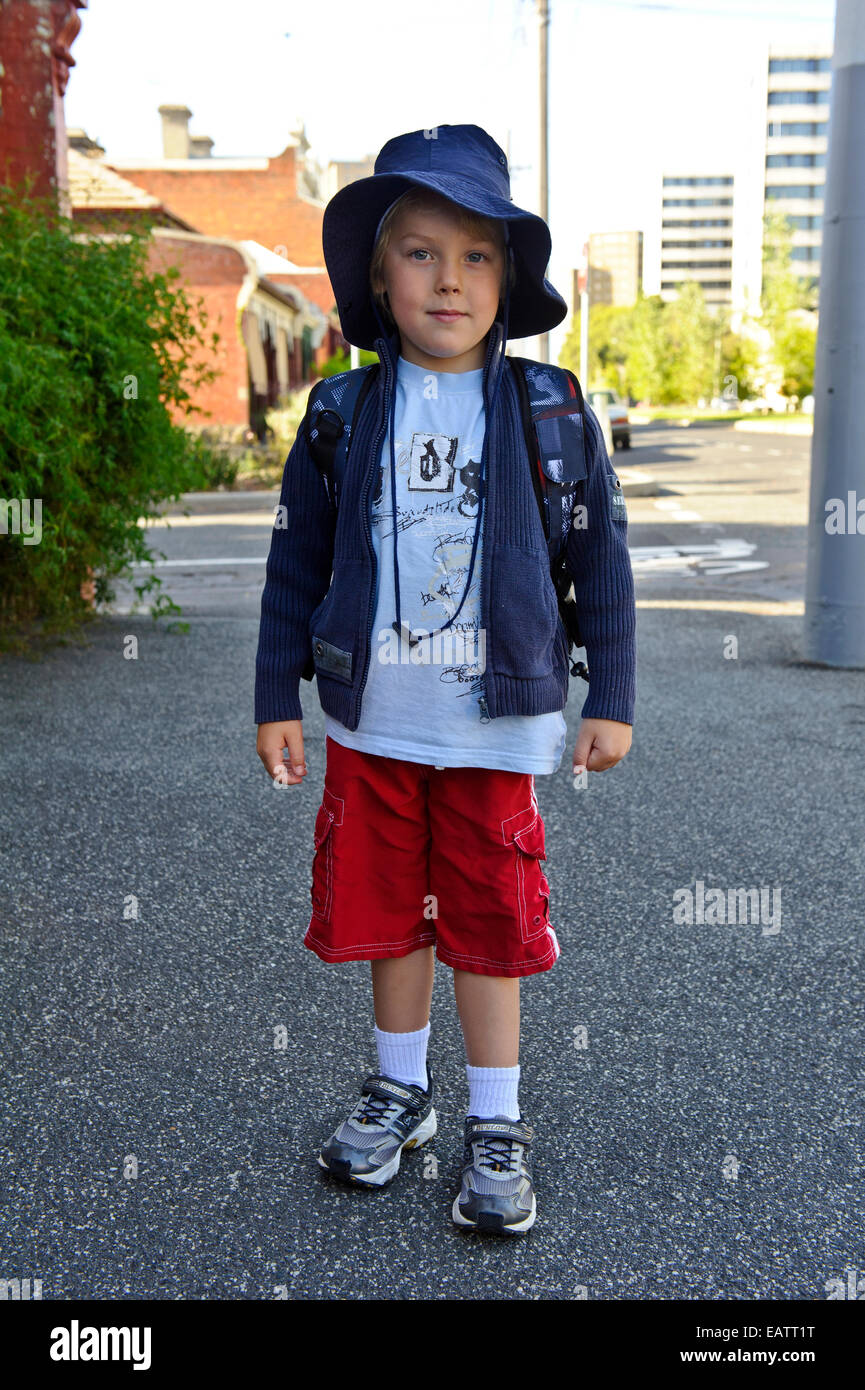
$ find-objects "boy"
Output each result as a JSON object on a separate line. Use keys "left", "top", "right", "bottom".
{"left": 255, "top": 124, "right": 635, "bottom": 1235}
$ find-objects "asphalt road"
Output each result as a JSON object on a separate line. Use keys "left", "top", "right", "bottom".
{"left": 1, "top": 421, "right": 862, "bottom": 1300}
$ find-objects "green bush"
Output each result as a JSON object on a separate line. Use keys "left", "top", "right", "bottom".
{"left": 0, "top": 185, "right": 221, "bottom": 647}
{"left": 315, "top": 346, "right": 379, "bottom": 378}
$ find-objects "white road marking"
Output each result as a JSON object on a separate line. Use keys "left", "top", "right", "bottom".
{"left": 653, "top": 497, "right": 702, "bottom": 522}
{"left": 630, "top": 537, "right": 768, "bottom": 576}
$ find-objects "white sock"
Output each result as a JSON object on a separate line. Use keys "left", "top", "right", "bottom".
{"left": 466, "top": 1064, "right": 521, "bottom": 1120}
{"left": 374, "top": 1021, "right": 430, "bottom": 1091}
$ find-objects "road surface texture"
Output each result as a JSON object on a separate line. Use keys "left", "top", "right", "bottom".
{"left": 1, "top": 422, "right": 861, "bottom": 1300}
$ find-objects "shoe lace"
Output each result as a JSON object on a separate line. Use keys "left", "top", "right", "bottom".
{"left": 476, "top": 1136, "right": 520, "bottom": 1174}
{"left": 355, "top": 1093, "right": 401, "bottom": 1126}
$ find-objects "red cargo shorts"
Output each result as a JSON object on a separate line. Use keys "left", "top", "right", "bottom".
{"left": 304, "top": 735, "right": 561, "bottom": 979}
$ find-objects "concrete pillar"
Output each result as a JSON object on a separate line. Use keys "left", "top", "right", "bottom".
{"left": 803, "top": 0, "right": 865, "bottom": 668}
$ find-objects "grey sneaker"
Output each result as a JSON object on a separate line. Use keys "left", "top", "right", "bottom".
{"left": 452, "top": 1114, "right": 536, "bottom": 1234}
{"left": 317, "top": 1067, "right": 437, "bottom": 1189}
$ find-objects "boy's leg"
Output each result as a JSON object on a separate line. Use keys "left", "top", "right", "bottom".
{"left": 371, "top": 947, "right": 435, "bottom": 1090}
{"left": 452, "top": 970, "right": 519, "bottom": 1066}
{"left": 372, "top": 946, "right": 435, "bottom": 1032}
{"left": 454, "top": 969, "right": 521, "bottom": 1120}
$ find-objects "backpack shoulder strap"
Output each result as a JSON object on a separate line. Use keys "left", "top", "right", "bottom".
{"left": 509, "top": 357, "right": 591, "bottom": 681}
{"left": 304, "top": 363, "right": 380, "bottom": 512}
{"left": 508, "top": 357, "right": 588, "bottom": 562}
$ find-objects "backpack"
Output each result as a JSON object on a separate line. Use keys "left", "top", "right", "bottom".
{"left": 302, "top": 357, "right": 591, "bottom": 682}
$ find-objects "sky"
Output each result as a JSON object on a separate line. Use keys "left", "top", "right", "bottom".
{"left": 65, "top": 0, "right": 837, "bottom": 357}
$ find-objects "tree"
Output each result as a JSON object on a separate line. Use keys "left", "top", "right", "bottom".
{"left": 761, "top": 209, "right": 818, "bottom": 402}
{"left": 0, "top": 186, "right": 220, "bottom": 642}
{"left": 622, "top": 292, "right": 666, "bottom": 404}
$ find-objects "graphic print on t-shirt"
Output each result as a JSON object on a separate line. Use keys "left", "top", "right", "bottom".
{"left": 410, "top": 433, "right": 457, "bottom": 490}
{"left": 373, "top": 420, "right": 485, "bottom": 698}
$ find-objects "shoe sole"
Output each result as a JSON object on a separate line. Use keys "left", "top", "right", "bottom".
{"left": 317, "top": 1106, "right": 437, "bottom": 1188}
{"left": 451, "top": 1191, "right": 537, "bottom": 1234}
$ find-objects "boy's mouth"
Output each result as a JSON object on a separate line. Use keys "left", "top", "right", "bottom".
{"left": 428, "top": 310, "right": 467, "bottom": 321}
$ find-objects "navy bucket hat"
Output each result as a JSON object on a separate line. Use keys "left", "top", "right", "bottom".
{"left": 321, "top": 123, "right": 568, "bottom": 350}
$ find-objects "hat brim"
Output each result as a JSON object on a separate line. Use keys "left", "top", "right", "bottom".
{"left": 322, "top": 172, "right": 567, "bottom": 350}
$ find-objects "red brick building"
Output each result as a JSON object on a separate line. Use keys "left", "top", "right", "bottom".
{"left": 67, "top": 141, "right": 337, "bottom": 433}
{"left": 1, "top": 10, "right": 351, "bottom": 435}
{"left": 0, "top": 0, "right": 87, "bottom": 210}
{"left": 109, "top": 107, "right": 336, "bottom": 323}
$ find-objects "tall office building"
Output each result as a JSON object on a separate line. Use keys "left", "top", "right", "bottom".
{"left": 585, "top": 230, "right": 643, "bottom": 307}
{"left": 659, "top": 174, "right": 734, "bottom": 309}
{"left": 764, "top": 48, "right": 831, "bottom": 297}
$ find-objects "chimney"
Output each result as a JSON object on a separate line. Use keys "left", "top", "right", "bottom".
{"left": 189, "top": 134, "right": 214, "bottom": 159}
{"left": 158, "top": 104, "right": 192, "bottom": 158}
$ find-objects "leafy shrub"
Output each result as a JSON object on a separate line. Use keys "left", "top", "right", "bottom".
{"left": 0, "top": 186, "right": 220, "bottom": 646}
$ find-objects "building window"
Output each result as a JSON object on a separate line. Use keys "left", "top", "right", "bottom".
{"left": 662, "top": 198, "right": 734, "bottom": 208}
{"left": 766, "top": 153, "right": 826, "bottom": 168}
{"left": 768, "top": 89, "right": 826, "bottom": 104}
{"left": 661, "top": 281, "right": 732, "bottom": 291}
{"left": 766, "top": 184, "right": 823, "bottom": 199}
{"left": 662, "top": 176, "right": 733, "bottom": 187}
{"left": 767, "top": 121, "right": 827, "bottom": 137}
{"left": 769, "top": 58, "right": 831, "bottom": 73}
{"left": 662, "top": 218, "right": 732, "bottom": 229}
{"left": 661, "top": 260, "right": 733, "bottom": 270}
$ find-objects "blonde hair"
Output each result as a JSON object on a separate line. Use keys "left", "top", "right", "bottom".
{"left": 369, "top": 186, "right": 517, "bottom": 331}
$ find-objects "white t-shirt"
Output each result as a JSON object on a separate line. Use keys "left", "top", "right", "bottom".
{"left": 325, "top": 354, "right": 567, "bottom": 773}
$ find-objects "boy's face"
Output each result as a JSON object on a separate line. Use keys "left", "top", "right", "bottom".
{"left": 377, "top": 198, "right": 505, "bottom": 373}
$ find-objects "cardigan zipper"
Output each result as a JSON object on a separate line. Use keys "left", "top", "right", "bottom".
{"left": 353, "top": 342, "right": 393, "bottom": 728}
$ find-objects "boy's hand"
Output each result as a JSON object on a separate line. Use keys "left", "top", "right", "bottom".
{"left": 257, "top": 719, "right": 308, "bottom": 786}
{"left": 573, "top": 718, "right": 632, "bottom": 775}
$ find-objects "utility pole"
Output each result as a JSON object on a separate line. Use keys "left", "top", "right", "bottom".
{"left": 804, "top": 0, "right": 865, "bottom": 669}
{"left": 579, "top": 243, "right": 589, "bottom": 387}
{"left": 537, "top": 0, "right": 550, "bottom": 363}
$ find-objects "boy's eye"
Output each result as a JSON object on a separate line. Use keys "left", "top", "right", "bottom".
{"left": 408, "top": 249, "right": 489, "bottom": 263}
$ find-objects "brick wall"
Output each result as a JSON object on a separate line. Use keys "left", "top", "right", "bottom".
{"left": 0, "top": 0, "right": 65, "bottom": 203}
{"left": 146, "top": 235, "right": 251, "bottom": 430}
{"left": 109, "top": 145, "right": 333, "bottom": 301}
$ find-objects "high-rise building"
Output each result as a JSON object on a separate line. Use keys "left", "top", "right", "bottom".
{"left": 763, "top": 48, "right": 831, "bottom": 297}
{"left": 585, "top": 230, "right": 643, "bottom": 307}
{"left": 659, "top": 174, "right": 734, "bottom": 309}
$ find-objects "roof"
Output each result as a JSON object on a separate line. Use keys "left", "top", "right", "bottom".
{"left": 238, "top": 239, "right": 325, "bottom": 276}
{"left": 66, "top": 148, "right": 196, "bottom": 228}
{"left": 67, "top": 147, "right": 162, "bottom": 210}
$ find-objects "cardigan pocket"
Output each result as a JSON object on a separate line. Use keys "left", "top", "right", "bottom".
{"left": 308, "top": 558, "right": 367, "bottom": 686}
{"left": 491, "top": 545, "right": 559, "bottom": 679}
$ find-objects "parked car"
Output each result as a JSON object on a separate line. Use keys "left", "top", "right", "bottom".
{"left": 589, "top": 394, "right": 615, "bottom": 456}
{"left": 588, "top": 388, "right": 630, "bottom": 448}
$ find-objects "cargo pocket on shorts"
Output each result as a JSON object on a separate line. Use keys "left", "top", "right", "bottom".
{"left": 502, "top": 805, "right": 551, "bottom": 945}
{"left": 310, "top": 784, "right": 344, "bottom": 925}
